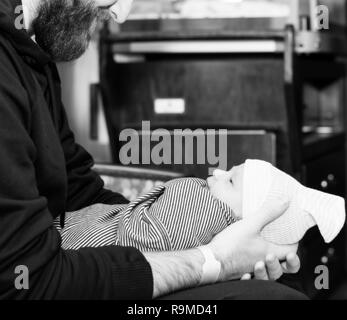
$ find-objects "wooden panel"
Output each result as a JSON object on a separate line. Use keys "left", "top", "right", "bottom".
{"left": 112, "top": 57, "right": 287, "bottom": 125}
{"left": 118, "top": 18, "right": 288, "bottom": 34}
{"left": 104, "top": 55, "right": 296, "bottom": 172}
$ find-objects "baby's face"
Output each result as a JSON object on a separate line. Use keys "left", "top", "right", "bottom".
{"left": 207, "top": 164, "right": 245, "bottom": 219}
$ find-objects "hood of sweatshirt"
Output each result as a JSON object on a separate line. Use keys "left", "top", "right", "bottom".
{"left": 0, "top": 0, "right": 51, "bottom": 66}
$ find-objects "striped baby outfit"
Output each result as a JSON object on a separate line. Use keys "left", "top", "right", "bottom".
{"left": 54, "top": 178, "right": 237, "bottom": 252}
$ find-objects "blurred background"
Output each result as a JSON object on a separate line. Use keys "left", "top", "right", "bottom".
{"left": 57, "top": 0, "right": 347, "bottom": 300}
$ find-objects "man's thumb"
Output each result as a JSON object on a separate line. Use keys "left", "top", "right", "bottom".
{"left": 250, "top": 196, "right": 289, "bottom": 231}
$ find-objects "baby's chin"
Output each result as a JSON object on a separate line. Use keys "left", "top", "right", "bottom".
{"left": 221, "top": 200, "right": 243, "bottom": 221}
{"left": 231, "top": 207, "right": 243, "bottom": 220}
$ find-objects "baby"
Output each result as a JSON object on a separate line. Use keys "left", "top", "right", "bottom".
{"left": 56, "top": 160, "right": 346, "bottom": 252}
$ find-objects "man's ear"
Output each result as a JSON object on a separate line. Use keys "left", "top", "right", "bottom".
{"left": 110, "top": 0, "right": 134, "bottom": 24}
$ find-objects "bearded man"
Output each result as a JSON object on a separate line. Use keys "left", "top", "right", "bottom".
{"left": 0, "top": 0, "right": 305, "bottom": 300}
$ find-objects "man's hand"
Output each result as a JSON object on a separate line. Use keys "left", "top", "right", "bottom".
{"left": 145, "top": 197, "right": 300, "bottom": 298}
{"left": 208, "top": 198, "right": 299, "bottom": 281}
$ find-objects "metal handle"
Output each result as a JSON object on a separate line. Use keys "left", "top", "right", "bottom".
{"left": 90, "top": 83, "right": 100, "bottom": 141}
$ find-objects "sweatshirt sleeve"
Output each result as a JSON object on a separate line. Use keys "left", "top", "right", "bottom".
{"left": 0, "top": 50, "right": 153, "bottom": 300}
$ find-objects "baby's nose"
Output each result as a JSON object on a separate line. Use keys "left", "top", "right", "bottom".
{"left": 213, "top": 169, "right": 228, "bottom": 178}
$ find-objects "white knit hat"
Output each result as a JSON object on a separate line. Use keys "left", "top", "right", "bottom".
{"left": 242, "top": 159, "right": 346, "bottom": 245}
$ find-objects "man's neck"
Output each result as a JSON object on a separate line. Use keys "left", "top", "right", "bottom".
{"left": 21, "top": 0, "right": 40, "bottom": 35}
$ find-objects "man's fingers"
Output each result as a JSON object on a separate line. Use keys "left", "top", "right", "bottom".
{"left": 254, "top": 253, "right": 298, "bottom": 281}
{"left": 254, "top": 253, "right": 297, "bottom": 281}
{"left": 265, "top": 254, "right": 283, "bottom": 280}
{"left": 254, "top": 261, "right": 269, "bottom": 280}
{"left": 267, "top": 242, "right": 298, "bottom": 262}
{"left": 282, "top": 253, "right": 301, "bottom": 274}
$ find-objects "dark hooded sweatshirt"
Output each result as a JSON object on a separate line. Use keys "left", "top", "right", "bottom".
{"left": 0, "top": 0, "right": 153, "bottom": 299}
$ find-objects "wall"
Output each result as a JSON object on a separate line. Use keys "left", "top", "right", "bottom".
{"left": 57, "top": 38, "right": 112, "bottom": 163}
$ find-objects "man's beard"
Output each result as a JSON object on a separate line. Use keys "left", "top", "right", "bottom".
{"left": 33, "top": 0, "right": 108, "bottom": 62}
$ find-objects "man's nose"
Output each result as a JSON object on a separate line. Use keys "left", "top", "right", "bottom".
{"left": 109, "top": 0, "right": 134, "bottom": 24}
{"left": 94, "top": 0, "right": 134, "bottom": 24}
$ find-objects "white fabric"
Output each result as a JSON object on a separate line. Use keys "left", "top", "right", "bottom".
{"left": 198, "top": 246, "right": 221, "bottom": 285}
{"left": 243, "top": 159, "right": 346, "bottom": 245}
